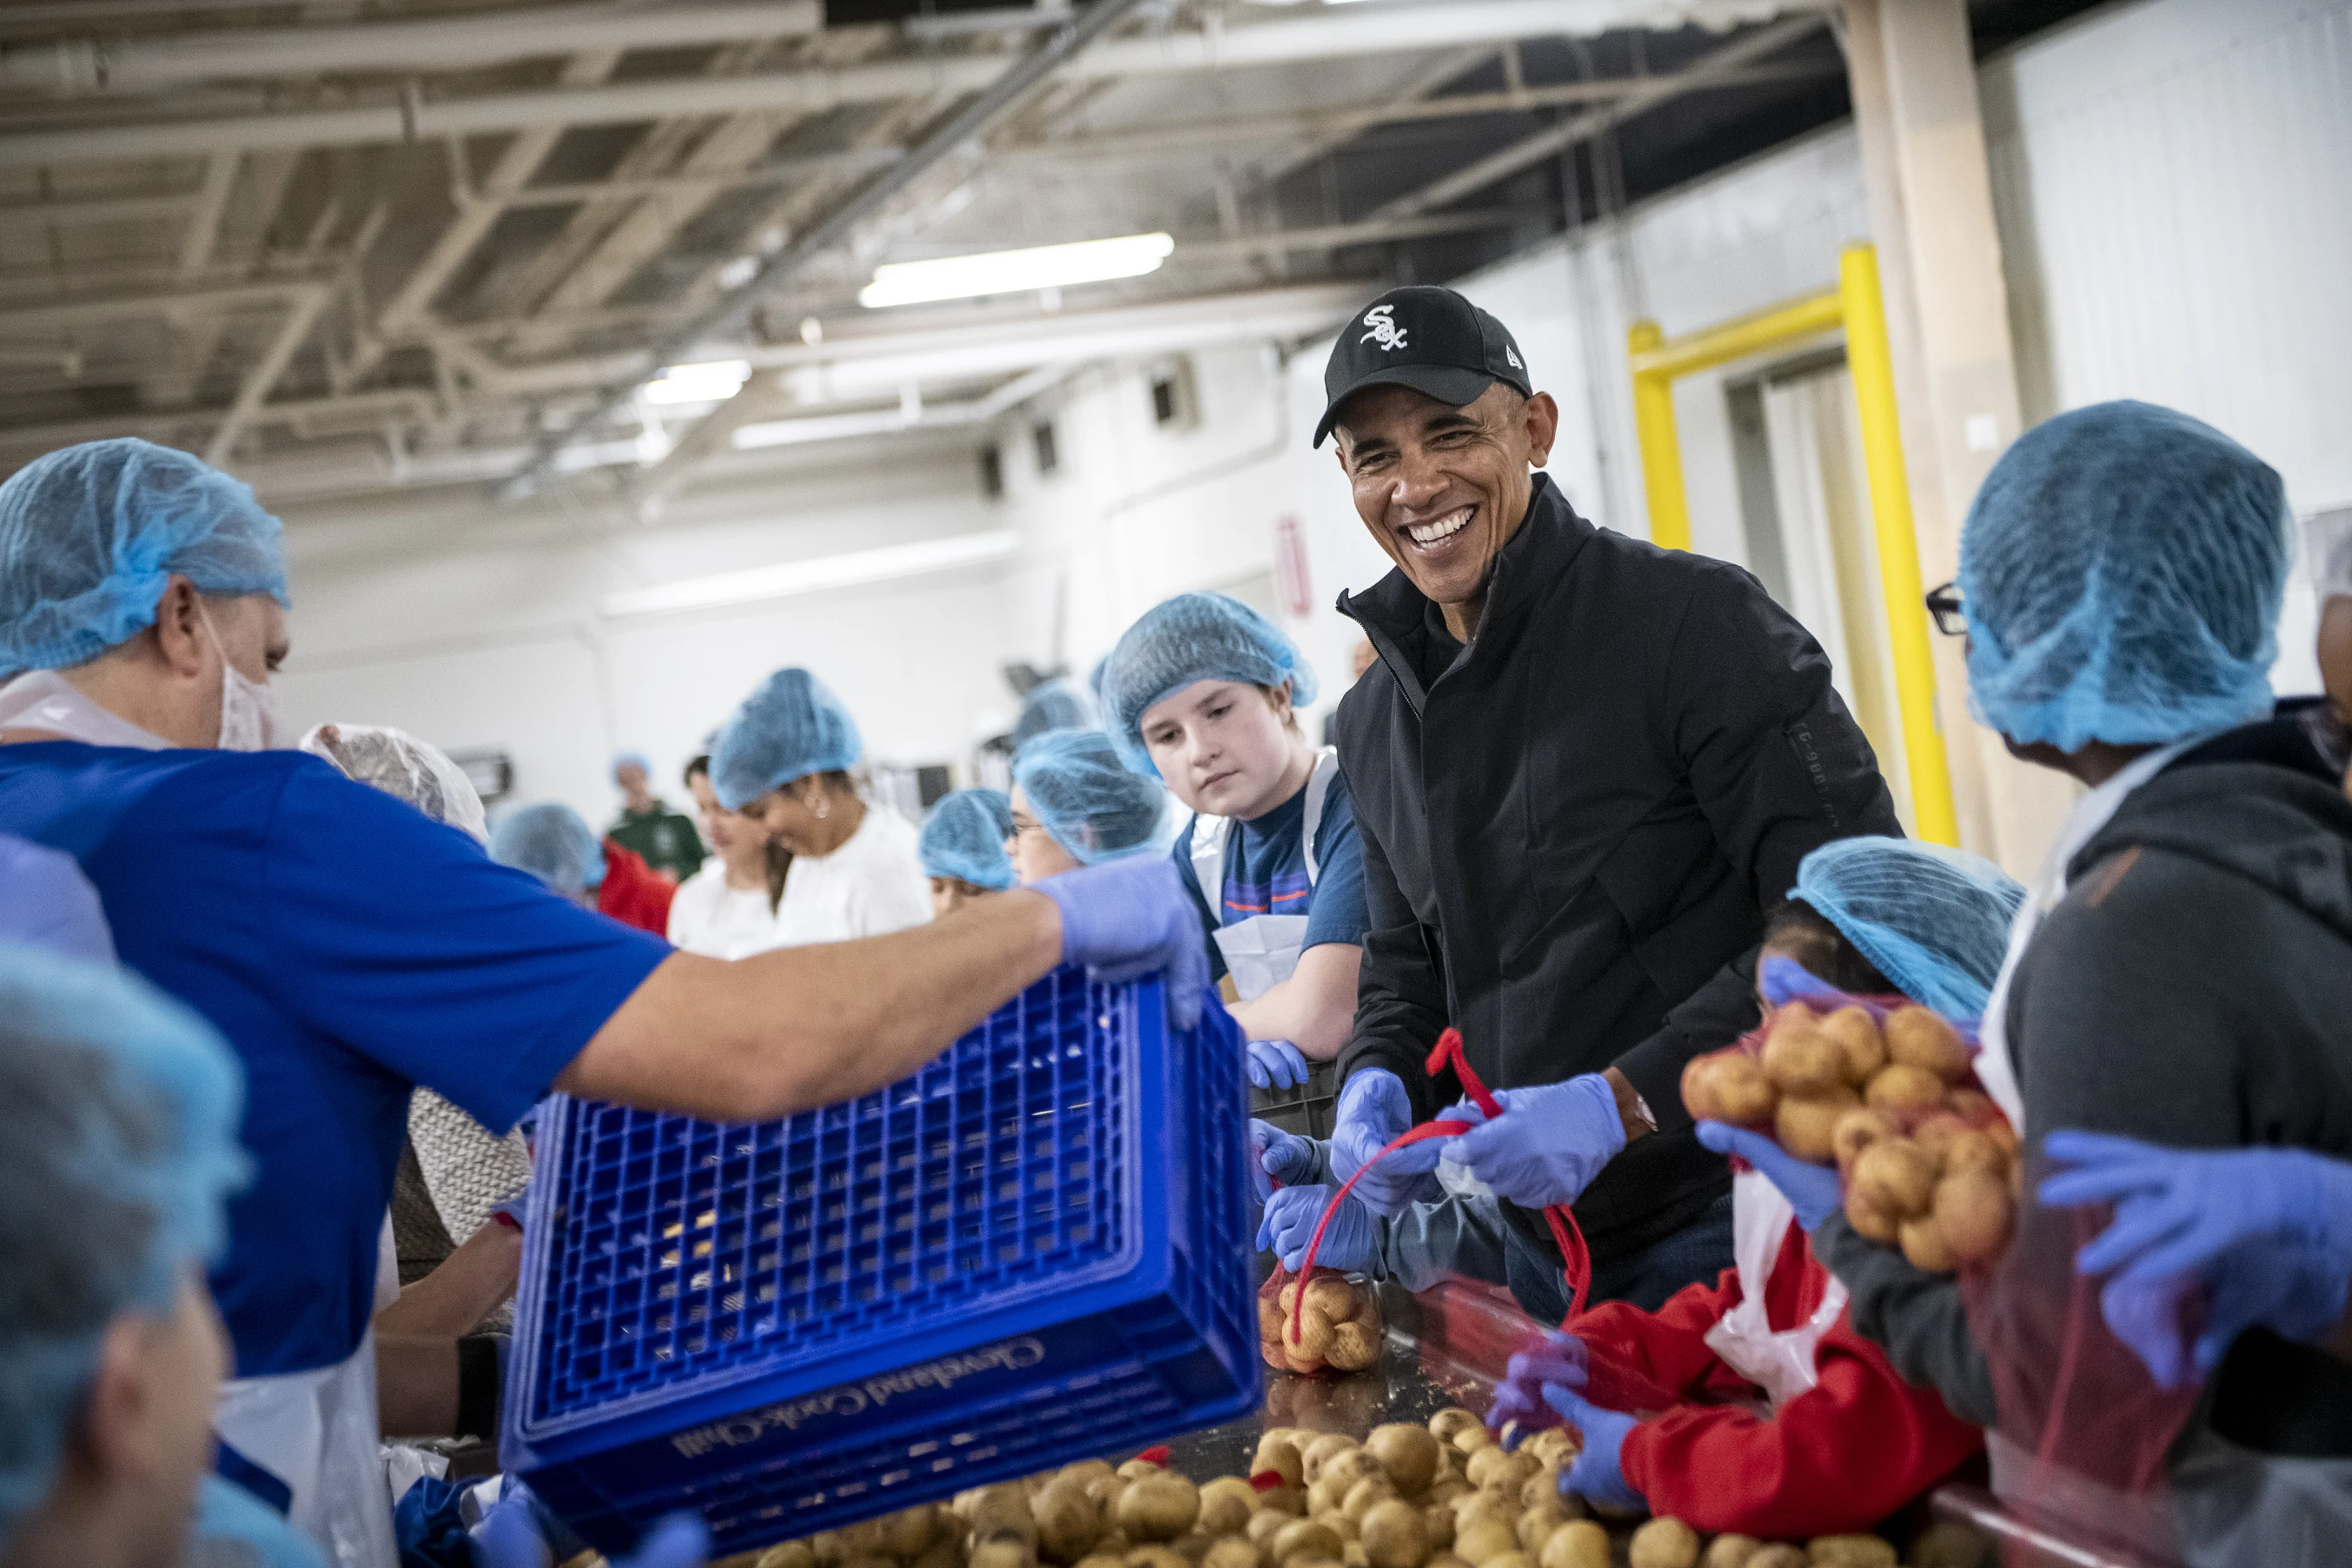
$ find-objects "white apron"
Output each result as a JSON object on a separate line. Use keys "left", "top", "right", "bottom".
{"left": 1189, "top": 747, "right": 1339, "bottom": 1001}
{"left": 1974, "top": 735, "right": 2215, "bottom": 1128}
{"left": 0, "top": 670, "right": 400, "bottom": 1568}
{"left": 1703, "top": 1170, "right": 1848, "bottom": 1410}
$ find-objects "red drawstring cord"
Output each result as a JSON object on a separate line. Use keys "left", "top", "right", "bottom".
{"left": 1286, "top": 1029, "right": 1594, "bottom": 1345}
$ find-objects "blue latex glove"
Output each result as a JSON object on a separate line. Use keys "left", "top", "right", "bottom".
{"left": 1541, "top": 1384, "right": 1644, "bottom": 1515}
{"left": 1036, "top": 858, "right": 1208, "bottom": 1028}
{"left": 1329, "top": 1069, "right": 1443, "bottom": 1218}
{"left": 1247, "top": 1039, "right": 1312, "bottom": 1091}
{"left": 1250, "top": 1119, "right": 1317, "bottom": 1201}
{"left": 2041, "top": 1131, "right": 2352, "bottom": 1381}
{"left": 1759, "top": 953, "right": 1858, "bottom": 1010}
{"left": 1487, "top": 1329, "right": 1588, "bottom": 1440}
{"left": 475, "top": 1487, "right": 709, "bottom": 1568}
{"left": 1697, "top": 1120, "right": 1842, "bottom": 1232}
{"left": 489, "top": 1185, "right": 529, "bottom": 1232}
{"left": 1257, "top": 1183, "right": 1378, "bottom": 1272}
{"left": 1438, "top": 1076, "right": 1626, "bottom": 1210}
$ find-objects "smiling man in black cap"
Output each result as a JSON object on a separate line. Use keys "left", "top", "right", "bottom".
{"left": 1313, "top": 285, "right": 1902, "bottom": 1317}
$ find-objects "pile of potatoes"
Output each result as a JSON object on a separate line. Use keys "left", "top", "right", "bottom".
{"left": 1679, "top": 1003, "right": 2022, "bottom": 1272}
{"left": 1260, "top": 1269, "right": 1384, "bottom": 1376}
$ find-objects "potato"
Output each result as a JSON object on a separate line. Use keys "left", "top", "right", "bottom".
{"left": 1745, "top": 1551, "right": 1807, "bottom": 1568}
{"left": 1279, "top": 1280, "right": 1304, "bottom": 1315}
{"left": 1831, "top": 1106, "right": 1897, "bottom": 1170}
{"left": 1940, "top": 1128, "right": 2007, "bottom": 1181}
{"left": 1883, "top": 1007, "right": 1969, "bottom": 1080}
{"left": 1679, "top": 1053, "right": 1728, "bottom": 1122}
{"left": 1698, "top": 1537, "right": 1763, "bottom": 1568}
{"left": 1520, "top": 1429, "right": 1576, "bottom": 1470}
{"left": 1820, "top": 1006, "right": 1887, "bottom": 1085}
{"left": 1803, "top": 1536, "right": 1894, "bottom": 1567}
{"left": 1101, "top": 1532, "right": 1136, "bottom": 1556}
{"left": 1306, "top": 1479, "right": 1349, "bottom": 1519}
{"left": 1450, "top": 1425, "right": 1491, "bottom": 1456}
{"left": 1117, "top": 1476, "right": 1202, "bottom": 1543}
{"left": 1034, "top": 1486, "right": 1103, "bottom": 1563}
{"left": 1344, "top": 1478, "right": 1399, "bottom": 1523}
{"left": 1364, "top": 1425, "right": 1441, "bottom": 1497}
{"left": 1328, "top": 1322, "right": 1382, "bottom": 1371}
{"left": 910, "top": 1546, "right": 961, "bottom": 1568}
{"left": 1462, "top": 1446, "right": 1534, "bottom": 1493}
{"left": 1358, "top": 1500, "right": 1430, "bottom": 1568}
{"left": 1850, "top": 1138, "right": 1937, "bottom": 1220}
{"left": 1317, "top": 1512, "right": 1360, "bottom": 1545}
{"left": 1423, "top": 1479, "right": 1471, "bottom": 1510}
{"left": 1776, "top": 1088, "right": 1860, "bottom": 1162}
{"left": 1762, "top": 1020, "right": 1844, "bottom": 1094}
{"left": 1450, "top": 1519, "right": 1519, "bottom": 1565}
{"left": 1302, "top": 1276, "right": 1358, "bottom": 1323}
{"left": 1247, "top": 1514, "right": 1294, "bottom": 1548}
{"left": 971, "top": 1488, "right": 1042, "bottom": 1549}
{"left": 1425, "top": 1555, "right": 1473, "bottom": 1568}
{"left": 1945, "top": 1089, "right": 1996, "bottom": 1127}
{"left": 1909, "top": 1114, "right": 1968, "bottom": 1167}
{"left": 1900, "top": 1215, "right": 1956, "bottom": 1273}
{"left": 1628, "top": 1519, "right": 1700, "bottom": 1568}
{"left": 1171, "top": 1539, "right": 1217, "bottom": 1565}
{"left": 1515, "top": 1472, "right": 1557, "bottom": 1514}
{"left": 1129, "top": 1549, "right": 1190, "bottom": 1568}
{"left": 1715, "top": 1054, "right": 1777, "bottom": 1123}
{"left": 1199, "top": 1479, "right": 1256, "bottom": 1536}
{"left": 1260, "top": 1295, "right": 1287, "bottom": 1338}
{"left": 1426, "top": 1410, "right": 1483, "bottom": 1444}
{"left": 1063, "top": 1461, "right": 1118, "bottom": 1488}
{"left": 1421, "top": 1505, "right": 1454, "bottom": 1550}
{"left": 1843, "top": 1181, "right": 1903, "bottom": 1243}
{"left": 1255, "top": 1440, "right": 1305, "bottom": 1490}
{"left": 760, "top": 1546, "right": 817, "bottom": 1568}
{"left": 884, "top": 1505, "right": 946, "bottom": 1559}
{"left": 1864, "top": 1064, "right": 1945, "bottom": 1114}
{"left": 1203, "top": 1542, "right": 1263, "bottom": 1568}
{"left": 1535, "top": 1522, "right": 1608, "bottom": 1568}
{"left": 1270, "top": 1521, "right": 1345, "bottom": 1566}
{"left": 972, "top": 1542, "right": 1036, "bottom": 1568}
{"left": 1933, "top": 1168, "right": 2015, "bottom": 1264}
{"left": 1512, "top": 1505, "right": 1563, "bottom": 1556}
{"left": 1301, "top": 1436, "right": 1359, "bottom": 1483}
{"left": 1478, "top": 1555, "right": 1530, "bottom": 1568}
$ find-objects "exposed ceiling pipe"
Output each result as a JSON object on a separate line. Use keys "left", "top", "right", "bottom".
{"left": 0, "top": 0, "right": 1824, "bottom": 166}
{"left": 0, "top": 1, "right": 822, "bottom": 96}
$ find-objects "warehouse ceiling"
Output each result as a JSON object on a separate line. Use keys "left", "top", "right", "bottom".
{"left": 0, "top": 0, "right": 2103, "bottom": 505}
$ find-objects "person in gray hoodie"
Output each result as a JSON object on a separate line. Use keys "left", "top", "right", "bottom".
{"left": 1787, "top": 402, "right": 2352, "bottom": 1563}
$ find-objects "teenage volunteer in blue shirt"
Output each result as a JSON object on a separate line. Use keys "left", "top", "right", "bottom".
{"left": 0, "top": 437, "right": 1205, "bottom": 1568}
{"left": 1101, "top": 594, "right": 1369, "bottom": 1091}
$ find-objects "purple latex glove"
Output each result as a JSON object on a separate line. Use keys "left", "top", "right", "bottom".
{"left": 1696, "top": 1121, "right": 1842, "bottom": 1232}
{"left": 1541, "top": 1384, "right": 1644, "bottom": 1514}
{"left": 1035, "top": 857, "right": 1208, "bottom": 1027}
{"left": 1439, "top": 1076, "right": 1626, "bottom": 1210}
{"left": 476, "top": 1489, "right": 707, "bottom": 1568}
{"left": 1257, "top": 1184, "right": 1377, "bottom": 1272}
{"left": 1330, "top": 1069, "right": 1442, "bottom": 1218}
{"left": 1250, "top": 1119, "right": 1316, "bottom": 1202}
{"left": 1247, "top": 1039, "right": 1312, "bottom": 1091}
{"left": 1488, "top": 1329, "right": 1588, "bottom": 1440}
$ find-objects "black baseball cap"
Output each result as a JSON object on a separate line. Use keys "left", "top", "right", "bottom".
{"left": 1313, "top": 285, "right": 1533, "bottom": 448}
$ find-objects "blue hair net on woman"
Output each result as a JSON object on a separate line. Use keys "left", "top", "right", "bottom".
{"left": 1013, "top": 729, "right": 1166, "bottom": 866}
{"left": 0, "top": 437, "right": 290, "bottom": 675}
{"left": 489, "top": 803, "right": 605, "bottom": 894}
{"left": 1958, "top": 401, "right": 2290, "bottom": 753}
{"left": 1011, "top": 677, "right": 1099, "bottom": 750}
{"left": 0, "top": 945, "right": 249, "bottom": 1542}
{"left": 919, "top": 788, "right": 1016, "bottom": 890}
{"left": 1791, "top": 837, "right": 2025, "bottom": 1019}
{"left": 710, "top": 667, "right": 862, "bottom": 811}
{"left": 1100, "top": 593, "right": 1319, "bottom": 775}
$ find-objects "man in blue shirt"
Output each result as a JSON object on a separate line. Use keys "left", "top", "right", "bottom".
{"left": 0, "top": 439, "right": 1203, "bottom": 1568}
{"left": 1102, "top": 595, "right": 1369, "bottom": 1105}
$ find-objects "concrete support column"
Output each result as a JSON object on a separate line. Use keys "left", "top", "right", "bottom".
{"left": 1842, "top": 0, "right": 2076, "bottom": 879}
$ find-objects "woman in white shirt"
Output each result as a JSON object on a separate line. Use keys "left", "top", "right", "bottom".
{"left": 709, "top": 668, "right": 933, "bottom": 945}
{"left": 666, "top": 753, "right": 791, "bottom": 958}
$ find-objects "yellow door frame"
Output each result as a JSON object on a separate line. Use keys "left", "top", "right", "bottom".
{"left": 1626, "top": 242, "right": 1957, "bottom": 847}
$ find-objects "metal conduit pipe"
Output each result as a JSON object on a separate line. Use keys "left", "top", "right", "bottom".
{"left": 0, "top": 0, "right": 1822, "bottom": 166}
{"left": 0, "top": 0, "right": 822, "bottom": 95}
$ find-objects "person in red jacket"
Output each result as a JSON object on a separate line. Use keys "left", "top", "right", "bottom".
{"left": 1489, "top": 837, "right": 2023, "bottom": 1539}
{"left": 489, "top": 800, "right": 677, "bottom": 935}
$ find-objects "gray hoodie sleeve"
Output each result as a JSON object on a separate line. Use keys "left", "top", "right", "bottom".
{"left": 1813, "top": 1212, "right": 1996, "bottom": 1426}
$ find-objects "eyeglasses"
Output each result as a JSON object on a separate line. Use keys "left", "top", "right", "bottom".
{"left": 1008, "top": 813, "right": 1047, "bottom": 839}
{"left": 1924, "top": 581, "right": 1966, "bottom": 637}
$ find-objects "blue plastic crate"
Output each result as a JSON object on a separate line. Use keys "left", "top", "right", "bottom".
{"left": 502, "top": 967, "right": 1258, "bottom": 1556}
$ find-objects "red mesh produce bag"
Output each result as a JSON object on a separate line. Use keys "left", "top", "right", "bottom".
{"left": 1260, "top": 1264, "right": 1385, "bottom": 1377}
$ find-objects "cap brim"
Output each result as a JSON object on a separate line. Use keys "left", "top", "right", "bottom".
{"left": 1313, "top": 364, "right": 1501, "bottom": 447}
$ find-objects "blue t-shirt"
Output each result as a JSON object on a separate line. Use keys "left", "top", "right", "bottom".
{"left": 1171, "top": 765, "right": 1370, "bottom": 982}
{"left": 0, "top": 743, "right": 670, "bottom": 1377}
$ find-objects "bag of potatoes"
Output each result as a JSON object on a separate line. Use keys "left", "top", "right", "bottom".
{"left": 1258, "top": 1265, "right": 1383, "bottom": 1376}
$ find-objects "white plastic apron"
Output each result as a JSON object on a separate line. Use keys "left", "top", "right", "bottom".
{"left": 1702, "top": 1170, "right": 1848, "bottom": 1409}
{"left": 1189, "top": 747, "right": 1338, "bottom": 1001}
{"left": 1974, "top": 734, "right": 2215, "bottom": 1129}
{"left": 0, "top": 669, "right": 171, "bottom": 749}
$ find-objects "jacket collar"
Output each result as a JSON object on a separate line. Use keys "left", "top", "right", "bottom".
{"left": 1336, "top": 472, "right": 1595, "bottom": 713}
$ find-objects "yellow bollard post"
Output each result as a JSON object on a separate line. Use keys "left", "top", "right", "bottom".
{"left": 1838, "top": 242, "right": 1958, "bottom": 846}
{"left": 1627, "top": 321, "right": 1691, "bottom": 553}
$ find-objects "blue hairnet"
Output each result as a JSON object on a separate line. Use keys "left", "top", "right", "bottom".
{"left": 611, "top": 751, "right": 652, "bottom": 782}
{"left": 1959, "top": 401, "right": 2289, "bottom": 753}
{"left": 0, "top": 836, "right": 114, "bottom": 964}
{"left": 710, "top": 668, "right": 862, "bottom": 811}
{"left": 0, "top": 437, "right": 290, "bottom": 674}
{"left": 1100, "top": 593, "right": 1319, "bottom": 775}
{"left": 1012, "top": 677, "right": 1099, "bottom": 750}
{"left": 1791, "top": 837, "right": 2025, "bottom": 1019}
{"left": 0, "top": 945, "right": 249, "bottom": 1542}
{"left": 489, "top": 803, "right": 605, "bottom": 893}
{"left": 1012, "top": 729, "right": 1167, "bottom": 866}
{"left": 919, "top": 788, "right": 1016, "bottom": 890}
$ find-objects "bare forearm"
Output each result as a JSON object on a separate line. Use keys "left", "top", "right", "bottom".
{"left": 1227, "top": 945, "right": 1361, "bottom": 1060}
{"left": 374, "top": 1221, "right": 521, "bottom": 1339}
{"left": 561, "top": 889, "right": 1063, "bottom": 1120}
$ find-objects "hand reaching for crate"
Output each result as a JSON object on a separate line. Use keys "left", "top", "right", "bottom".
{"left": 474, "top": 1490, "right": 709, "bottom": 1568}
{"left": 1036, "top": 858, "right": 1210, "bottom": 1027}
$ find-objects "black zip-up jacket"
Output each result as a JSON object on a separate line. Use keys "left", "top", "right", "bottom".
{"left": 1332, "top": 474, "right": 1901, "bottom": 1263}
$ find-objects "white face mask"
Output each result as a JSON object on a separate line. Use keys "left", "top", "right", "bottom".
{"left": 200, "top": 605, "right": 291, "bottom": 752}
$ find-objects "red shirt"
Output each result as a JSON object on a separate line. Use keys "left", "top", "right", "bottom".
{"left": 1572, "top": 1222, "right": 1983, "bottom": 1539}
{"left": 596, "top": 840, "right": 677, "bottom": 935}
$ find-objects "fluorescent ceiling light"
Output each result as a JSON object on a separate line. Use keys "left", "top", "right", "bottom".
{"left": 641, "top": 358, "right": 750, "bottom": 405}
{"left": 599, "top": 529, "right": 1020, "bottom": 618}
{"left": 859, "top": 233, "right": 1174, "bottom": 310}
